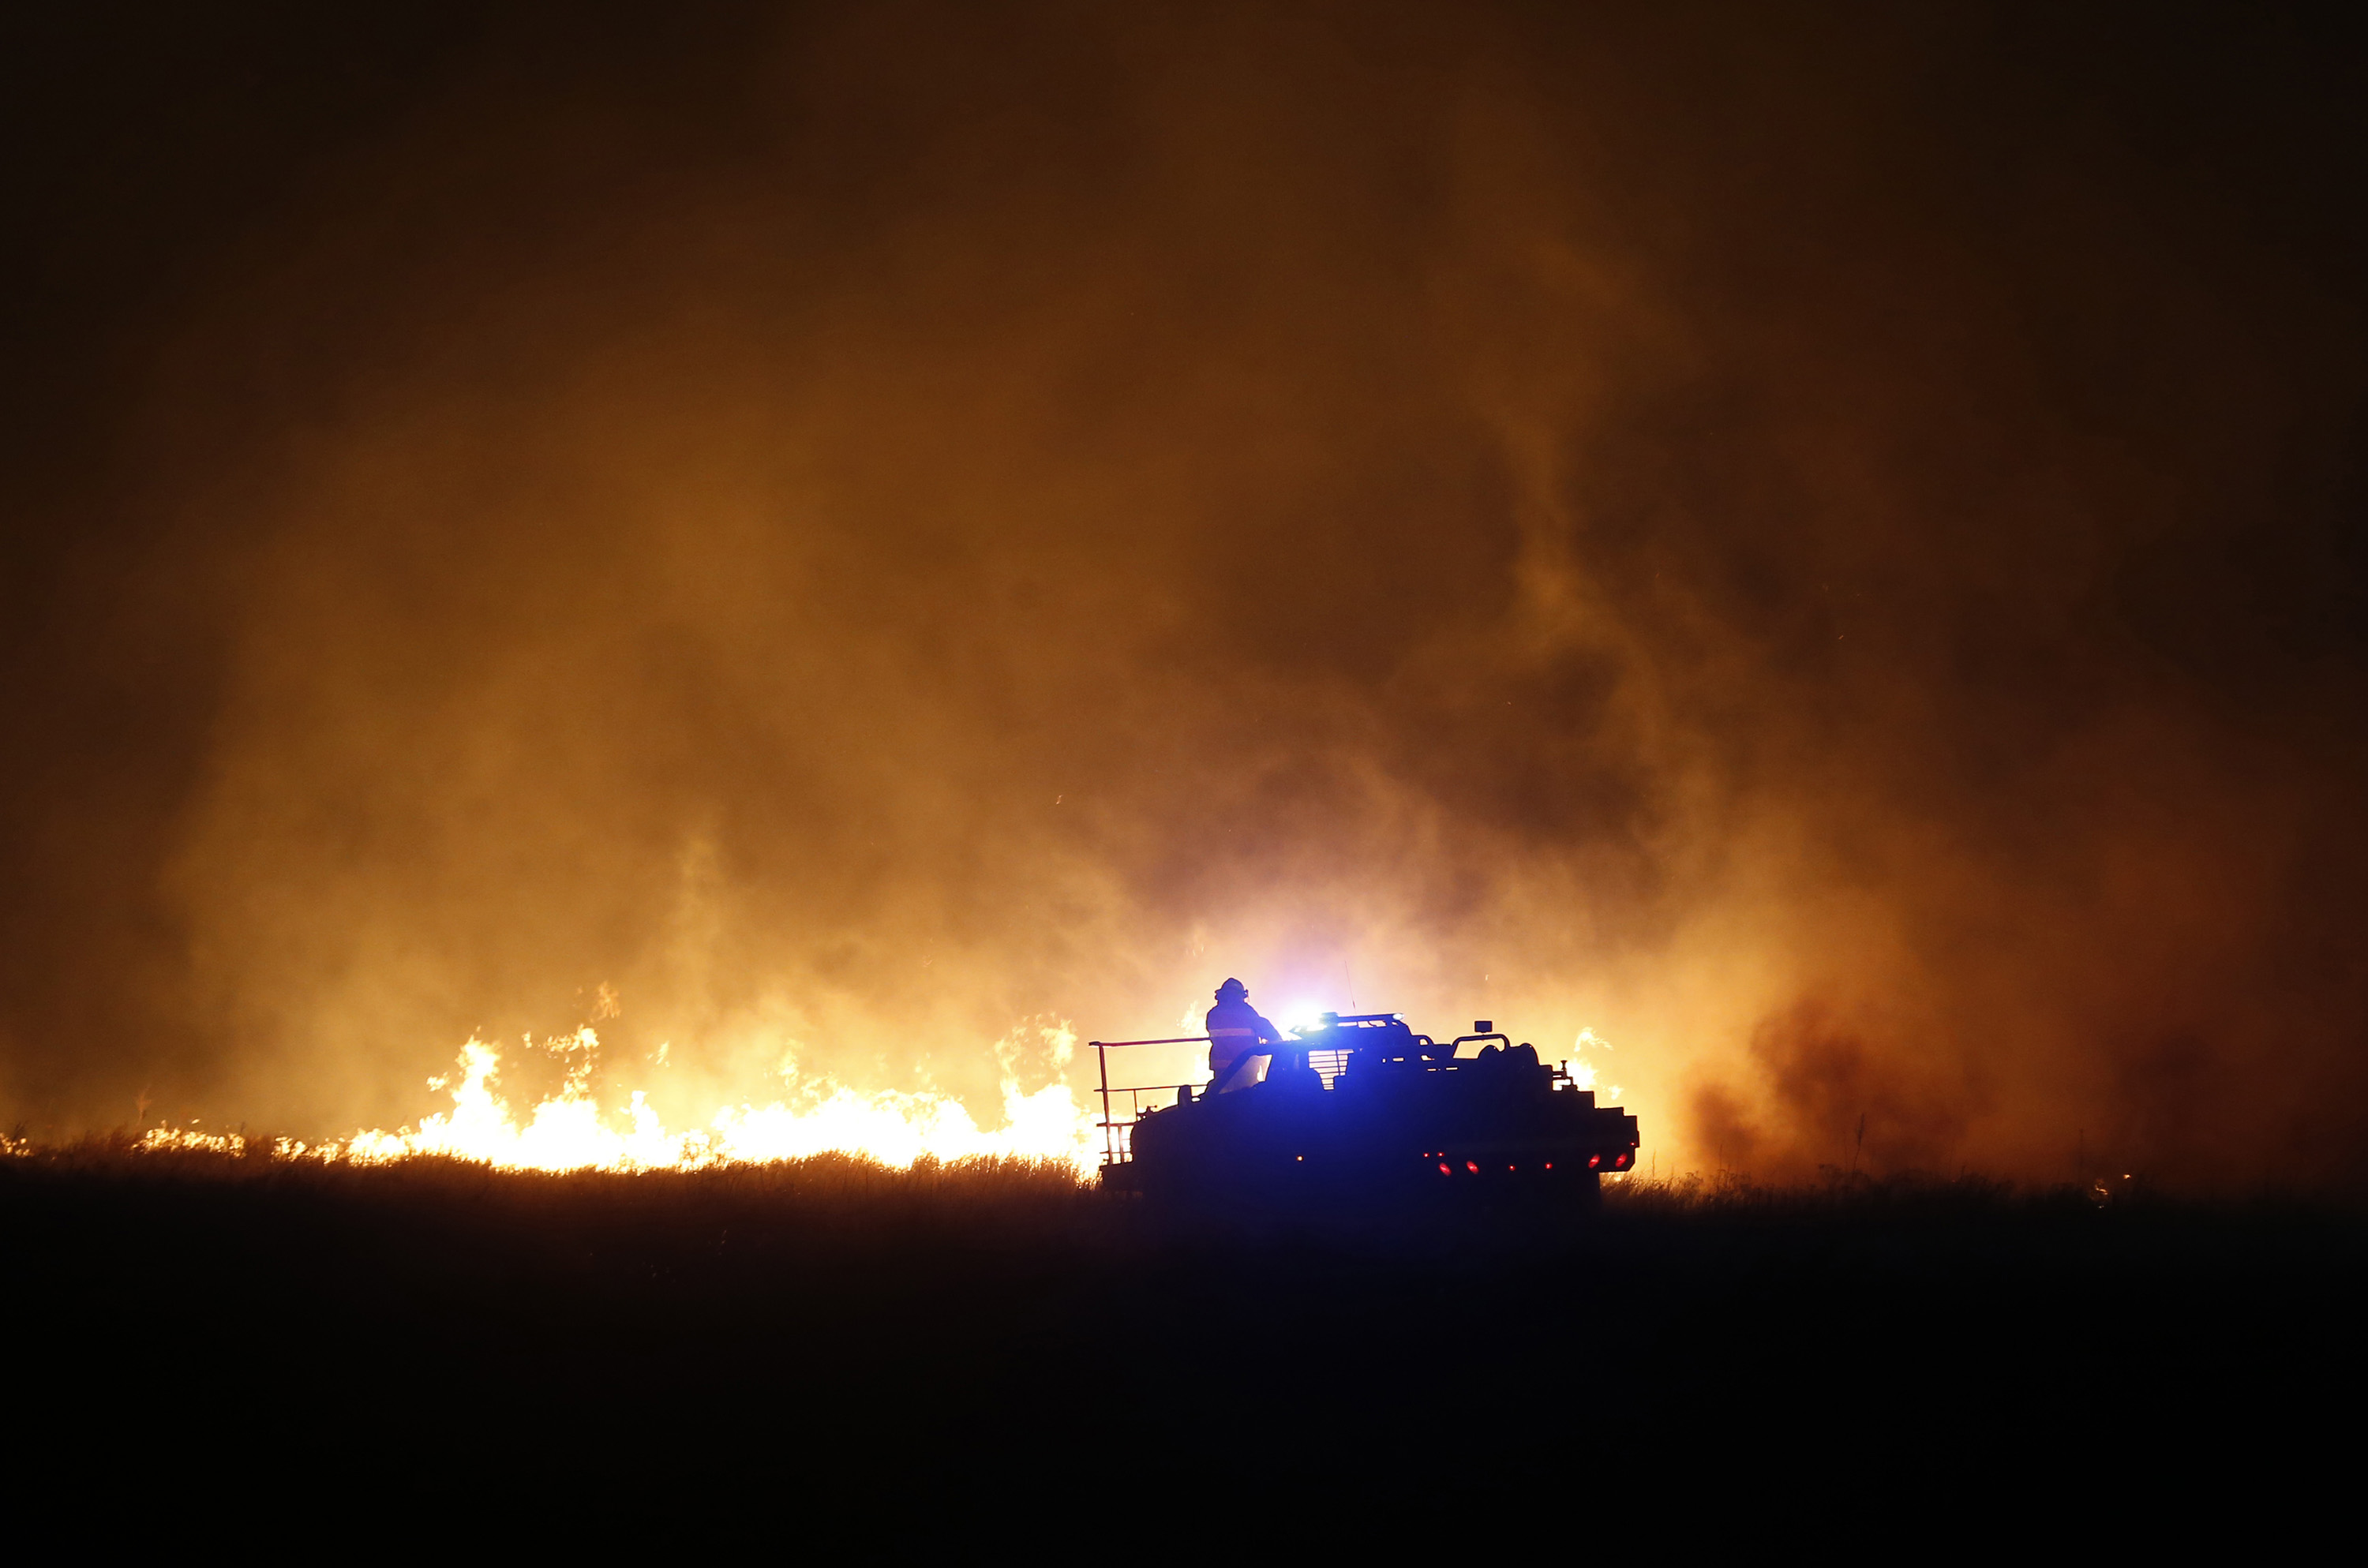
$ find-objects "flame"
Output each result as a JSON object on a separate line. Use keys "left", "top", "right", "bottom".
{"left": 1564, "top": 1026, "right": 1620, "bottom": 1102}
{"left": 148, "top": 1023, "right": 1100, "bottom": 1177}
{"left": 324, "top": 1028, "right": 1099, "bottom": 1176}
{"left": 140, "top": 1128, "right": 247, "bottom": 1154}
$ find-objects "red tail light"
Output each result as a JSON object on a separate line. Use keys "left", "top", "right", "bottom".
{"left": 1464, "top": 1161, "right": 1478, "bottom": 1174}
{"left": 1437, "top": 1162, "right": 1452, "bottom": 1176}
{"left": 1587, "top": 1154, "right": 1601, "bottom": 1169}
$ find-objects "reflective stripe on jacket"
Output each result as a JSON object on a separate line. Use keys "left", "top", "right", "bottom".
{"left": 1205, "top": 999, "right": 1280, "bottom": 1079}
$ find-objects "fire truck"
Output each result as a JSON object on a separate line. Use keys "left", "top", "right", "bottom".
{"left": 1092, "top": 1012, "right": 1639, "bottom": 1210}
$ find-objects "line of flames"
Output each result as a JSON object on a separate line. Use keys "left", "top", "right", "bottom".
{"left": 112, "top": 1024, "right": 1620, "bottom": 1178}
{"left": 134, "top": 1026, "right": 1104, "bottom": 1179}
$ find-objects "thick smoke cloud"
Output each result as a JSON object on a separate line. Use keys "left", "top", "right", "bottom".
{"left": 3, "top": 2, "right": 2364, "bottom": 1186}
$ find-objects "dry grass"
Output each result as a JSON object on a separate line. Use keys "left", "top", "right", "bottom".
{"left": 7, "top": 1136, "right": 2362, "bottom": 1509}
{"left": 10, "top": 1133, "right": 1093, "bottom": 1208}
{"left": 5, "top": 1132, "right": 2336, "bottom": 1231}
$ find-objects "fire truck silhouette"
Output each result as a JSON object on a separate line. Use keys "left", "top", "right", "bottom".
{"left": 1092, "top": 1012, "right": 1639, "bottom": 1209}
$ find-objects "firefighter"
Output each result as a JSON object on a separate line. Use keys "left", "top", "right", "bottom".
{"left": 1205, "top": 978, "right": 1283, "bottom": 1092}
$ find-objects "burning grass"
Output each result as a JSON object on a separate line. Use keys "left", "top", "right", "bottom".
{"left": 13, "top": 1132, "right": 1095, "bottom": 1213}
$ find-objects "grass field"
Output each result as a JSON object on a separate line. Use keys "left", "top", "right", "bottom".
{"left": 8, "top": 1143, "right": 2360, "bottom": 1526}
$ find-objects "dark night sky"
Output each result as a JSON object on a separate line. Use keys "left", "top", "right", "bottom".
{"left": 3, "top": 1, "right": 2364, "bottom": 1185}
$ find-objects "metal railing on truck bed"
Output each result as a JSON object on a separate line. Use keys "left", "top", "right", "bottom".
{"left": 1088, "top": 1032, "right": 1369, "bottom": 1170}
{"left": 1088, "top": 1035, "right": 1205, "bottom": 1169}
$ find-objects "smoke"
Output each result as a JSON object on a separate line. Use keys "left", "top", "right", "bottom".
{"left": 3, "top": 1, "right": 2364, "bottom": 1187}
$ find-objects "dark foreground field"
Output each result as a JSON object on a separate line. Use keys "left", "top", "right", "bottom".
{"left": 6, "top": 1147, "right": 2361, "bottom": 1534}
